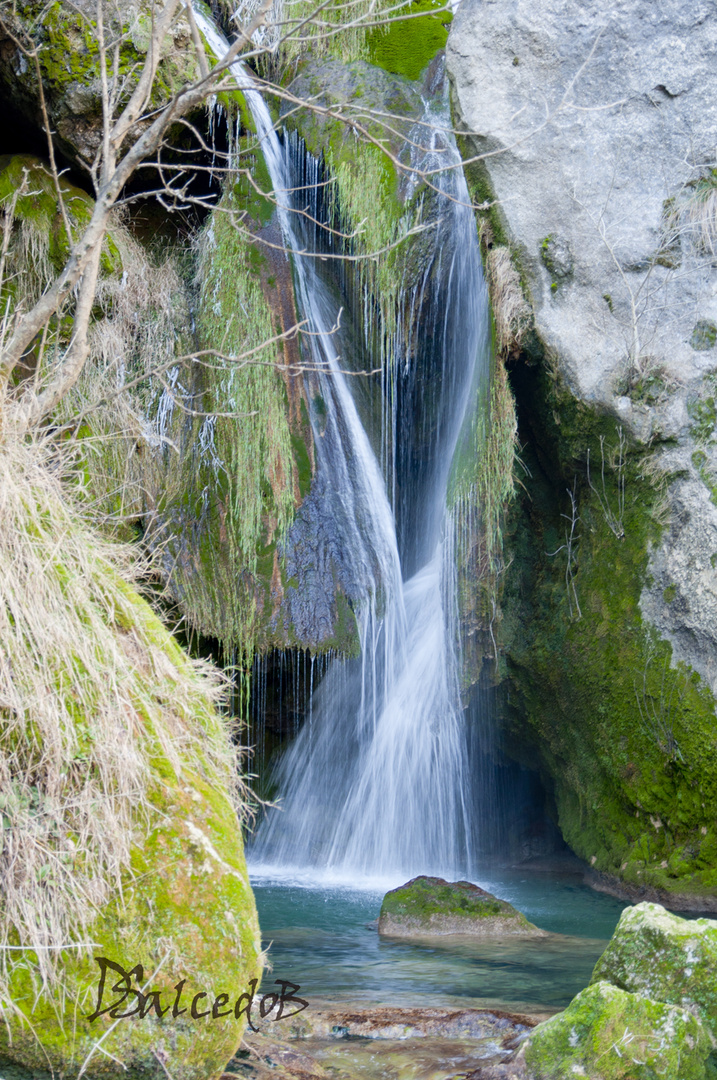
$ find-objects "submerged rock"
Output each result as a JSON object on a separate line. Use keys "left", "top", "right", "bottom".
{"left": 523, "top": 980, "right": 712, "bottom": 1080}
{"left": 377, "top": 876, "right": 545, "bottom": 937}
{"left": 591, "top": 901, "right": 717, "bottom": 1036}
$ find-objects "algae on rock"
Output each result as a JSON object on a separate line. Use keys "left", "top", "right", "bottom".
{"left": 378, "top": 876, "right": 545, "bottom": 938}
{"left": 524, "top": 902, "right": 717, "bottom": 1079}
{"left": 523, "top": 980, "right": 713, "bottom": 1080}
{"left": 496, "top": 359, "right": 717, "bottom": 905}
{"left": 591, "top": 901, "right": 717, "bottom": 1037}
{"left": 0, "top": 433, "right": 261, "bottom": 1080}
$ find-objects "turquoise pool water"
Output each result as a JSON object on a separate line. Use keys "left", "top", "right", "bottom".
{"left": 250, "top": 870, "right": 628, "bottom": 1014}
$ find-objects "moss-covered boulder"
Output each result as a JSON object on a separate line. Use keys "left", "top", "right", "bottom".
{"left": 377, "top": 876, "right": 545, "bottom": 937}
{"left": 523, "top": 980, "right": 713, "bottom": 1080}
{"left": 591, "top": 902, "right": 717, "bottom": 1037}
{"left": 0, "top": 434, "right": 262, "bottom": 1079}
{"left": 0, "top": 0, "right": 200, "bottom": 170}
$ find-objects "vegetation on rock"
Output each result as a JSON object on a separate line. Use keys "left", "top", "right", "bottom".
{"left": 0, "top": 432, "right": 261, "bottom": 1078}
{"left": 524, "top": 979, "right": 713, "bottom": 1080}
{"left": 378, "top": 876, "right": 543, "bottom": 936}
{"left": 500, "top": 358, "right": 717, "bottom": 903}
{"left": 524, "top": 902, "right": 717, "bottom": 1078}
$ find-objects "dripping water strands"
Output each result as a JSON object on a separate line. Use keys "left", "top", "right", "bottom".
{"left": 193, "top": 11, "right": 491, "bottom": 884}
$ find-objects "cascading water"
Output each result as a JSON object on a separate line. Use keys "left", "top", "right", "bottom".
{"left": 195, "top": 13, "right": 491, "bottom": 883}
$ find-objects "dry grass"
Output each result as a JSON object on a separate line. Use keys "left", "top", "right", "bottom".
{"left": 485, "top": 246, "right": 531, "bottom": 355}
{"left": 0, "top": 427, "right": 242, "bottom": 1000}
{"left": 55, "top": 219, "right": 190, "bottom": 530}
{"left": 637, "top": 451, "right": 673, "bottom": 531}
{"left": 684, "top": 174, "right": 717, "bottom": 255}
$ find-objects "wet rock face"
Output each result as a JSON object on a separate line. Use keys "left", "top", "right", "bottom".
{"left": 377, "top": 876, "right": 545, "bottom": 937}
{"left": 447, "top": 0, "right": 717, "bottom": 694}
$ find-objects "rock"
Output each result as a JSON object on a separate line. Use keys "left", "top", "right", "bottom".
{"left": 0, "top": 437, "right": 262, "bottom": 1079}
{"left": 377, "top": 876, "right": 546, "bottom": 937}
{"left": 447, "top": 0, "right": 717, "bottom": 907}
{"left": 523, "top": 980, "right": 713, "bottom": 1080}
{"left": 447, "top": 0, "right": 717, "bottom": 695}
{"left": 235, "top": 1003, "right": 540, "bottom": 1080}
{"left": 0, "top": 0, "right": 201, "bottom": 172}
{"left": 591, "top": 901, "right": 717, "bottom": 1036}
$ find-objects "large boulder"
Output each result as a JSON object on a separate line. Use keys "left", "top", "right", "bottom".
{"left": 591, "top": 901, "right": 717, "bottom": 1036}
{"left": 378, "top": 876, "right": 545, "bottom": 937}
{"left": 0, "top": 0, "right": 200, "bottom": 171}
{"left": 447, "top": 0, "right": 717, "bottom": 906}
{"left": 0, "top": 434, "right": 262, "bottom": 1079}
{"left": 522, "top": 980, "right": 713, "bottom": 1080}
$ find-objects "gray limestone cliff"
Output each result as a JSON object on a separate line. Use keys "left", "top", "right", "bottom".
{"left": 447, "top": 0, "right": 717, "bottom": 906}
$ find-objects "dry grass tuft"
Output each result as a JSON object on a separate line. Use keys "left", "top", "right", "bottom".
{"left": 485, "top": 246, "right": 531, "bottom": 355}
{"left": 0, "top": 428, "right": 242, "bottom": 998}
{"left": 685, "top": 174, "right": 717, "bottom": 255}
{"left": 55, "top": 219, "right": 189, "bottom": 529}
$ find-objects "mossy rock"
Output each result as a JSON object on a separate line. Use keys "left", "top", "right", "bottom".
{"left": 366, "top": 0, "right": 452, "bottom": 82}
{"left": 591, "top": 902, "right": 717, "bottom": 1037}
{"left": 691, "top": 320, "right": 717, "bottom": 351}
{"left": 377, "top": 876, "right": 545, "bottom": 937}
{"left": 523, "top": 980, "right": 713, "bottom": 1080}
{"left": 0, "top": 155, "right": 120, "bottom": 278}
{"left": 0, "top": 438, "right": 262, "bottom": 1079}
{"left": 500, "top": 359, "right": 717, "bottom": 903}
{"left": 1, "top": 769, "right": 262, "bottom": 1079}
{"left": 0, "top": 0, "right": 200, "bottom": 170}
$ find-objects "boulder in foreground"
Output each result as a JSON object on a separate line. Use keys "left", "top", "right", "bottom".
{"left": 378, "top": 876, "right": 545, "bottom": 937}
{"left": 591, "top": 900, "right": 717, "bottom": 1037}
{"left": 523, "top": 980, "right": 712, "bottom": 1080}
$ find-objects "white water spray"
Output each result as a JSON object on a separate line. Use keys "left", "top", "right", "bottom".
{"left": 195, "top": 14, "right": 490, "bottom": 883}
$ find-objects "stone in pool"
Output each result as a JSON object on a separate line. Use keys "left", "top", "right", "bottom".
{"left": 377, "top": 876, "right": 546, "bottom": 937}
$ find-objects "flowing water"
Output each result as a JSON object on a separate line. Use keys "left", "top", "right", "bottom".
{"left": 194, "top": 32, "right": 492, "bottom": 882}
{"left": 193, "top": 13, "right": 634, "bottom": 1019}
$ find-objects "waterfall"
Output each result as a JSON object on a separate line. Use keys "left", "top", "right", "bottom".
{"left": 195, "top": 13, "right": 491, "bottom": 883}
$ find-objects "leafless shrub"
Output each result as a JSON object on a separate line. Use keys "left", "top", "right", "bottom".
{"left": 547, "top": 482, "right": 581, "bottom": 620}
{"left": 634, "top": 640, "right": 686, "bottom": 763}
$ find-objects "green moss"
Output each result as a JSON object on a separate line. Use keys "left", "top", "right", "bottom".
{"left": 381, "top": 877, "right": 506, "bottom": 921}
{"left": 0, "top": 441, "right": 261, "bottom": 1079}
{"left": 629, "top": 371, "right": 666, "bottom": 406}
{"left": 455, "top": 139, "right": 510, "bottom": 249}
{"left": 148, "top": 189, "right": 315, "bottom": 669}
{"left": 591, "top": 903, "right": 717, "bottom": 1038}
{"left": 689, "top": 395, "right": 717, "bottom": 443}
{"left": 525, "top": 981, "right": 712, "bottom": 1080}
{"left": 0, "top": 155, "right": 120, "bottom": 277}
{"left": 378, "top": 876, "right": 542, "bottom": 938}
{"left": 502, "top": 362, "right": 717, "bottom": 897}
{"left": 14, "top": 0, "right": 198, "bottom": 115}
{"left": 366, "top": 0, "right": 452, "bottom": 81}
{"left": 1, "top": 768, "right": 261, "bottom": 1080}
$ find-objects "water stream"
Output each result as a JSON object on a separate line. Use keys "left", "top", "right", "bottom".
{"left": 194, "top": 13, "right": 620, "bottom": 1017}
{"left": 195, "top": 40, "right": 491, "bottom": 883}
